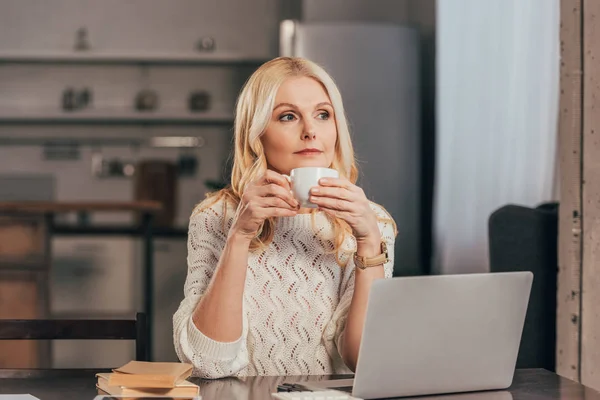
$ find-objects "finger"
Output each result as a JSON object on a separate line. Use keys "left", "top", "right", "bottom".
{"left": 258, "top": 184, "right": 299, "bottom": 208}
{"left": 260, "top": 196, "right": 298, "bottom": 210}
{"left": 262, "top": 170, "right": 292, "bottom": 191}
{"left": 317, "top": 177, "right": 355, "bottom": 191}
{"left": 310, "top": 185, "right": 354, "bottom": 201}
{"left": 310, "top": 195, "right": 353, "bottom": 211}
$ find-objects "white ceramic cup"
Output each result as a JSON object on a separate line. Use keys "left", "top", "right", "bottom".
{"left": 286, "top": 167, "right": 339, "bottom": 208}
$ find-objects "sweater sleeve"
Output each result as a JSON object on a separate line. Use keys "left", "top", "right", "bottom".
{"left": 322, "top": 202, "right": 396, "bottom": 371}
{"left": 172, "top": 200, "right": 250, "bottom": 379}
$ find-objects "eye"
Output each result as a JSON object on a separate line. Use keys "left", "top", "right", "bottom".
{"left": 279, "top": 113, "right": 296, "bottom": 122}
{"left": 317, "top": 111, "right": 330, "bottom": 120}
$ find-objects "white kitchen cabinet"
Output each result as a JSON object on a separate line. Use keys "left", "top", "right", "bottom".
{"left": 50, "top": 235, "right": 189, "bottom": 367}
{"left": 50, "top": 237, "right": 137, "bottom": 368}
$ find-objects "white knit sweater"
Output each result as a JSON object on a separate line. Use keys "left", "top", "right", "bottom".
{"left": 173, "top": 198, "right": 395, "bottom": 379}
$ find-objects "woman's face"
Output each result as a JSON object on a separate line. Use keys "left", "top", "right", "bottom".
{"left": 261, "top": 76, "right": 337, "bottom": 175}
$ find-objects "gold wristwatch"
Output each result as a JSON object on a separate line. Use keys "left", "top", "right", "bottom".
{"left": 354, "top": 240, "right": 389, "bottom": 270}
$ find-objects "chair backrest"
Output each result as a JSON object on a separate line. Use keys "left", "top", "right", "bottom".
{"left": 488, "top": 203, "right": 558, "bottom": 371}
{"left": 0, "top": 312, "right": 148, "bottom": 362}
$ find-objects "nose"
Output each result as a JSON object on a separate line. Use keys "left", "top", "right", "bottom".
{"left": 302, "top": 121, "right": 316, "bottom": 140}
{"left": 302, "top": 130, "right": 316, "bottom": 140}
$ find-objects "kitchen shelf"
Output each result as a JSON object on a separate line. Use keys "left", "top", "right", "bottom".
{"left": 49, "top": 311, "right": 141, "bottom": 320}
{"left": 0, "top": 136, "right": 206, "bottom": 148}
{"left": 0, "top": 201, "right": 161, "bottom": 214}
{"left": 0, "top": 51, "right": 270, "bottom": 66}
{"left": 0, "top": 109, "right": 234, "bottom": 126}
{"left": 51, "top": 224, "right": 187, "bottom": 238}
{"left": 0, "top": 255, "right": 47, "bottom": 271}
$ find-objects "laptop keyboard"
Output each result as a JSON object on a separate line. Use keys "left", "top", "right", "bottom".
{"left": 271, "top": 390, "right": 360, "bottom": 400}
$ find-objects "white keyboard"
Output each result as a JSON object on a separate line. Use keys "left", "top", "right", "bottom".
{"left": 271, "top": 390, "right": 360, "bottom": 400}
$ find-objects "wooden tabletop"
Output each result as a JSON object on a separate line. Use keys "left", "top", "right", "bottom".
{"left": 0, "top": 201, "right": 162, "bottom": 213}
{"left": 0, "top": 369, "right": 598, "bottom": 400}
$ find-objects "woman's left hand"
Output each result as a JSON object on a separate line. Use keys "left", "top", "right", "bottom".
{"left": 309, "top": 177, "right": 381, "bottom": 244}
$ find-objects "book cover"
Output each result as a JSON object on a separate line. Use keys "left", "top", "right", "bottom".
{"left": 96, "top": 372, "right": 199, "bottom": 397}
{"left": 107, "top": 361, "right": 193, "bottom": 388}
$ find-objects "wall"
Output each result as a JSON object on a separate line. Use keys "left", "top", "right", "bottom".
{"left": 556, "top": 0, "right": 583, "bottom": 383}
{"left": 408, "top": 1, "right": 436, "bottom": 275}
{"left": 558, "top": 0, "right": 600, "bottom": 391}
{"left": 302, "top": 0, "right": 410, "bottom": 22}
{"left": 581, "top": 0, "right": 600, "bottom": 389}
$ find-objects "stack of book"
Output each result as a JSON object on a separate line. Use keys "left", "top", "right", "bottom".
{"left": 96, "top": 361, "right": 200, "bottom": 398}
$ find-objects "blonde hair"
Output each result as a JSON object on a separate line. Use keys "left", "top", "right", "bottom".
{"left": 196, "top": 57, "right": 394, "bottom": 261}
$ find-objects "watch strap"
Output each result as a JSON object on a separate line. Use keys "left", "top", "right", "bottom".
{"left": 354, "top": 241, "right": 389, "bottom": 269}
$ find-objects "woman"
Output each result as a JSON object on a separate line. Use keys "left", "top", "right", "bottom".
{"left": 173, "top": 57, "right": 397, "bottom": 379}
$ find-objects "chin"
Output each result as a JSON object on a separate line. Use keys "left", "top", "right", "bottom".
{"left": 294, "top": 159, "right": 330, "bottom": 169}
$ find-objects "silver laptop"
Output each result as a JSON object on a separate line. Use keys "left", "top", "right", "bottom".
{"left": 303, "top": 271, "right": 532, "bottom": 399}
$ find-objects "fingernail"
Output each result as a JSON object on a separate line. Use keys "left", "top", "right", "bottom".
{"left": 320, "top": 178, "right": 328, "bottom": 184}
{"left": 311, "top": 187, "right": 320, "bottom": 194}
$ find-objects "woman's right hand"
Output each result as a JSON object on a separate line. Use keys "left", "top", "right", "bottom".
{"left": 230, "top": 170, "right": 299, "bottom": 240}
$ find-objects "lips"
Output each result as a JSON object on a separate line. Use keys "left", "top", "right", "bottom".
{"left": 295, "top": 148, "right": 323, "bottom": 155}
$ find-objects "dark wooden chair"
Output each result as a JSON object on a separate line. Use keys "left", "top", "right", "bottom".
{"left": 489, "top": 203, "right": 558, "bottom": 371}
{"left": 0, "top": 312, "right": 149, "bottom": 365}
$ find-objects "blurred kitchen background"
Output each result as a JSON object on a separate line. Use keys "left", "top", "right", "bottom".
{"left": 0, "top": 0, "right": 560, "bottom": 371}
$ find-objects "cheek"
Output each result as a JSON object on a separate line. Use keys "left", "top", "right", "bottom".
{"left": 262, "top": 138, "right": 280, "bottom": 165}
{"left": 263, "top": 133, "right": 294, "bottom": 154}
{"left": 262, "top": 126, "right": 278, "bottom": 151}
{"left": 261, "top": 128, "right": 296, "bottom": 166}
{"left": 324, "top": 125, "right": 338, "bottom": 153}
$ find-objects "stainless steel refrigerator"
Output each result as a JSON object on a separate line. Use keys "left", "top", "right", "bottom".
{"left": 280, "top": 20, "right": 421, "bottom": 275}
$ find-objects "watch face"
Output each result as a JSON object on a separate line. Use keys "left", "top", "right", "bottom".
{"left": 381, "top": 240, "right": 388, "bottom": 253}
{"left": 353, "top": 254, "right": 365, "bottom": 269}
